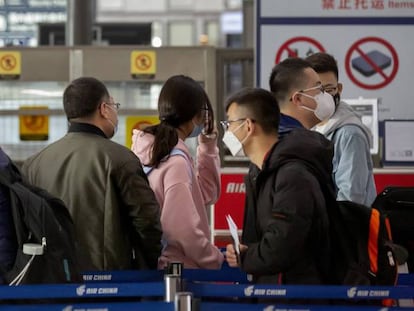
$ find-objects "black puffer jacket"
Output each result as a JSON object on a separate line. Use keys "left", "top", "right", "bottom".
{"left": 241, "top": 128, "right": 334, "bottom": 285}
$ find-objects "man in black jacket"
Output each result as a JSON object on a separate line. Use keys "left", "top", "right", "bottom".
{"left": 224, "top": 88, "right": 334, "bottom": 285}
{"left": 0, "top": 148, "right": 16, "bottom": 283}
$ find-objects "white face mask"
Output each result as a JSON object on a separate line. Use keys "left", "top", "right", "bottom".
{"left": 106, "top": 118, "right": 118, "bottom": 138}
{"left": 104, "top": 103, "right": 119, "bottom": 138}
{"left": 222, "top": 121, "right": 247, "bottom": 157}
{"left": 299, "top": 91, "right": 335, "bottom": 121}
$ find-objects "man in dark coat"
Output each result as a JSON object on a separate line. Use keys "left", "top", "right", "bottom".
{"left": 22, "top": 77, "right": 162, "bottom": 271}
{"left": 0, "top": 148, "right": 17, "bottom": 283}
{"left": 224, "top": 88, "right": 333, "bottom": 285}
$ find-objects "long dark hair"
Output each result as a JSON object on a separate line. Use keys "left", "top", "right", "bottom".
{"left": 143, "top": 75, "right": 213, "bottom": 167}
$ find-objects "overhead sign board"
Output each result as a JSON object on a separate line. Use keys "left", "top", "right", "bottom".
{"left": 259, "top": 0, "right": 414, "bottom": 17}
{"left": 256, "top": 0, "right": 414, "bottom": 120}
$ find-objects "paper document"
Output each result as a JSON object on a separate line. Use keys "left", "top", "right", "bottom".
{"left": 226, "top": 214, "right": 240, "bottom": 256}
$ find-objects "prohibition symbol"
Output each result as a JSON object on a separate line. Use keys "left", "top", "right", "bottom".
{"left": 275, "top": 36, "right": 326, "bottom": 64}
{"left": 135, "top": 54, "right": 152, "bottom": 71}
{"left": 19, "top": 106, "right": 49, "bottom": 141}
{"left": 345, "top": 37, "right": 398, "bottom": 90}
{"left": 22, "top": 115, "right": 46, "bottom": 131}
{"left": 0, "top": 55, "right": 17, "bottom": 72}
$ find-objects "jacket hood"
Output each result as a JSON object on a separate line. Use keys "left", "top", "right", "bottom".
{"left": 313, "top": 101, "right": 373, "bottom": 146}
{"left": 265, "top": 128, "right": 334, "bottom": 185}
{"left": 131, "top": 129, "right": 190, "bottom": 166}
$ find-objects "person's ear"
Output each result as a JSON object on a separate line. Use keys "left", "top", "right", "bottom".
{"left": 291, "top": 91, "right": 302, "bottom": 106}
{"left": 337, "top": 83, "right": 343, "bottom": 95}
{"left": 99, "top": 102, "right": 110, "bottom": 119}
{"left": 246, "top": 118, "right": 255, "bottom": 134}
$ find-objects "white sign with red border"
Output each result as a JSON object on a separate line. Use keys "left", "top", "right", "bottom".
{"left": 258, "top": 23, "right": 414, "bottom": 120}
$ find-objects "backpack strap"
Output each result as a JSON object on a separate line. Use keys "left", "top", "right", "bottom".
{"left": 143, "top": 148, "right": 191, "bottom": 178}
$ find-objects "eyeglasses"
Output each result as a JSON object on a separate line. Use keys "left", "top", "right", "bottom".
{"left": 322, "top": 84, "right": 338, "bottom": 95}
{"left": 105, "top": 102, "right": 121, "bottom": 111}
{"left": 300, "top": 84, "right": 325, "bottom": 94}
{"left": 220, "top": 118, "right": 247, "bottom": 131}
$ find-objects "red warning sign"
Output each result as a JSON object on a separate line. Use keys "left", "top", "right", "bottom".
{"left": 275, "top": 36, "right": 326, "bottom": 64}
{"left": 345, "top": 37, "right": 398, "bottom": 90}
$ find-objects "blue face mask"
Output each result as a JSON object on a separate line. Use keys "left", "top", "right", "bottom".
{"left": 188, "top": 121, "right": 203, "bottom": 138}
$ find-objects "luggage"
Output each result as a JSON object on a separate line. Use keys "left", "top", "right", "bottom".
{"left": 373, "top": 186, "right": 414, "bottom": 272}
{"left": 0, "top": 159, "right": 82, "bottom": 285}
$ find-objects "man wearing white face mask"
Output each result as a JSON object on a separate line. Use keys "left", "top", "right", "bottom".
{"left": 306, "top": 52, "right": 376, "bottom": 206}
{"left": 269, "top": 58, "right": 335, "bottom": 137}
{"left": 224, "top": 88, "right": 334, "bottom": 286}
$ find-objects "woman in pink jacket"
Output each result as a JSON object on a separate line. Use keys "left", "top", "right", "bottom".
{"left": 131, "top": 75, "right": 224, "bottom": 269}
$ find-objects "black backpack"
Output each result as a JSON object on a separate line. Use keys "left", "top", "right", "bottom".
{"left": 0, "top": 160, "right": 82, "bottom": 285}
{"left": 373, "top": 186, "right": 414, "bottom": 272}
{"left": 320, "top": 182, "right": 398, "bottom": 286}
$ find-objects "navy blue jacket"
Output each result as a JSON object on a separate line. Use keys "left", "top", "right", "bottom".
{"left": 278, "top": 113, "right": 304, "bottom": 138}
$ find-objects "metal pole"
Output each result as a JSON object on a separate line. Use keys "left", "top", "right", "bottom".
{"left": 165, "top": 262, "right": 183, "bottom": 302}
{"left": 175, "top": 292, "right": 193, "bottom": 311}
{"left": 242, "top": 0, "right": 254, "bottom": 48}
{"left": 165, "top": 274, "right": 182, "bottom": 303}
{"left": 66, "top": 0, "right": 95, "bottom": 45}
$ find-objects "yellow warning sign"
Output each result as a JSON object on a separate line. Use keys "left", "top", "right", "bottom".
{"left": 19, "top": 106, "right": 49, "bottom": 141}
{"left": 0, "top": 51, "right": 21, "bottom": 75}
{"left": 125, "top": 116, "right": 159, "bottom": 148}
{"left": 130, "top": 51, "right": 156, "bottom": 77}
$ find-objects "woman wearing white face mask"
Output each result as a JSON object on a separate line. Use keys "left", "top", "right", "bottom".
{"left": 131, "top": 75, "right": 224, "bottom": 270}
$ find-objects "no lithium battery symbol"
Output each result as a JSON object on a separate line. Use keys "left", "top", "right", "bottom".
{"left": 345, "top": 37, "right": 398, "bottom": 90}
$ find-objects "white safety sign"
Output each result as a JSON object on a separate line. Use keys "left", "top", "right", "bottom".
{"left": 256, "top": 0, "right": 414, "bottom": 120}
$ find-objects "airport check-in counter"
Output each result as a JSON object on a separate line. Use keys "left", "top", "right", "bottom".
{"left": 1, "top": 46, "right": 413, "bottom": 250}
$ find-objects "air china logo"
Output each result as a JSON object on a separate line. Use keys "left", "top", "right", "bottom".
{"left": 83, "top": 274, "right": 112, "bottom": 281}
{"left": 226, "top": 182, "right": 246, "bottom": 193}
{"left": 76, "top": 285, "right": 86, "bottom": 296}
{"left": 75, "top": 285, "right": 118, "bottom": 296}
{"left": 244, "top": 285, "right": 254, "bottom": 296}
{"left": 62, "top": 306, "right": 109, "bottom": 311}
{"left": 262, "top": 306, "right": 311, "bottom": 311}
{"left": 243, "top": 285, "right": 287, "bottom": 297}
{"left": 346, "top": 287, "right": 390, "bottom": 298}
{"left": 347, "top": 287, "right": 357, "bottom": 298}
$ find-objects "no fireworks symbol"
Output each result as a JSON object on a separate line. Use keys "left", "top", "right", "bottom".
{"left": 275, "top": 36, "right": 326, "bottom": 64}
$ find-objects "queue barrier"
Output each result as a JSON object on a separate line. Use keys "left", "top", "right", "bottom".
{"left": 82, "top": 264, "right": 250, "bottom": 283}
{"left": 0, "top": 267, "right": 413, "bottom": 310}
